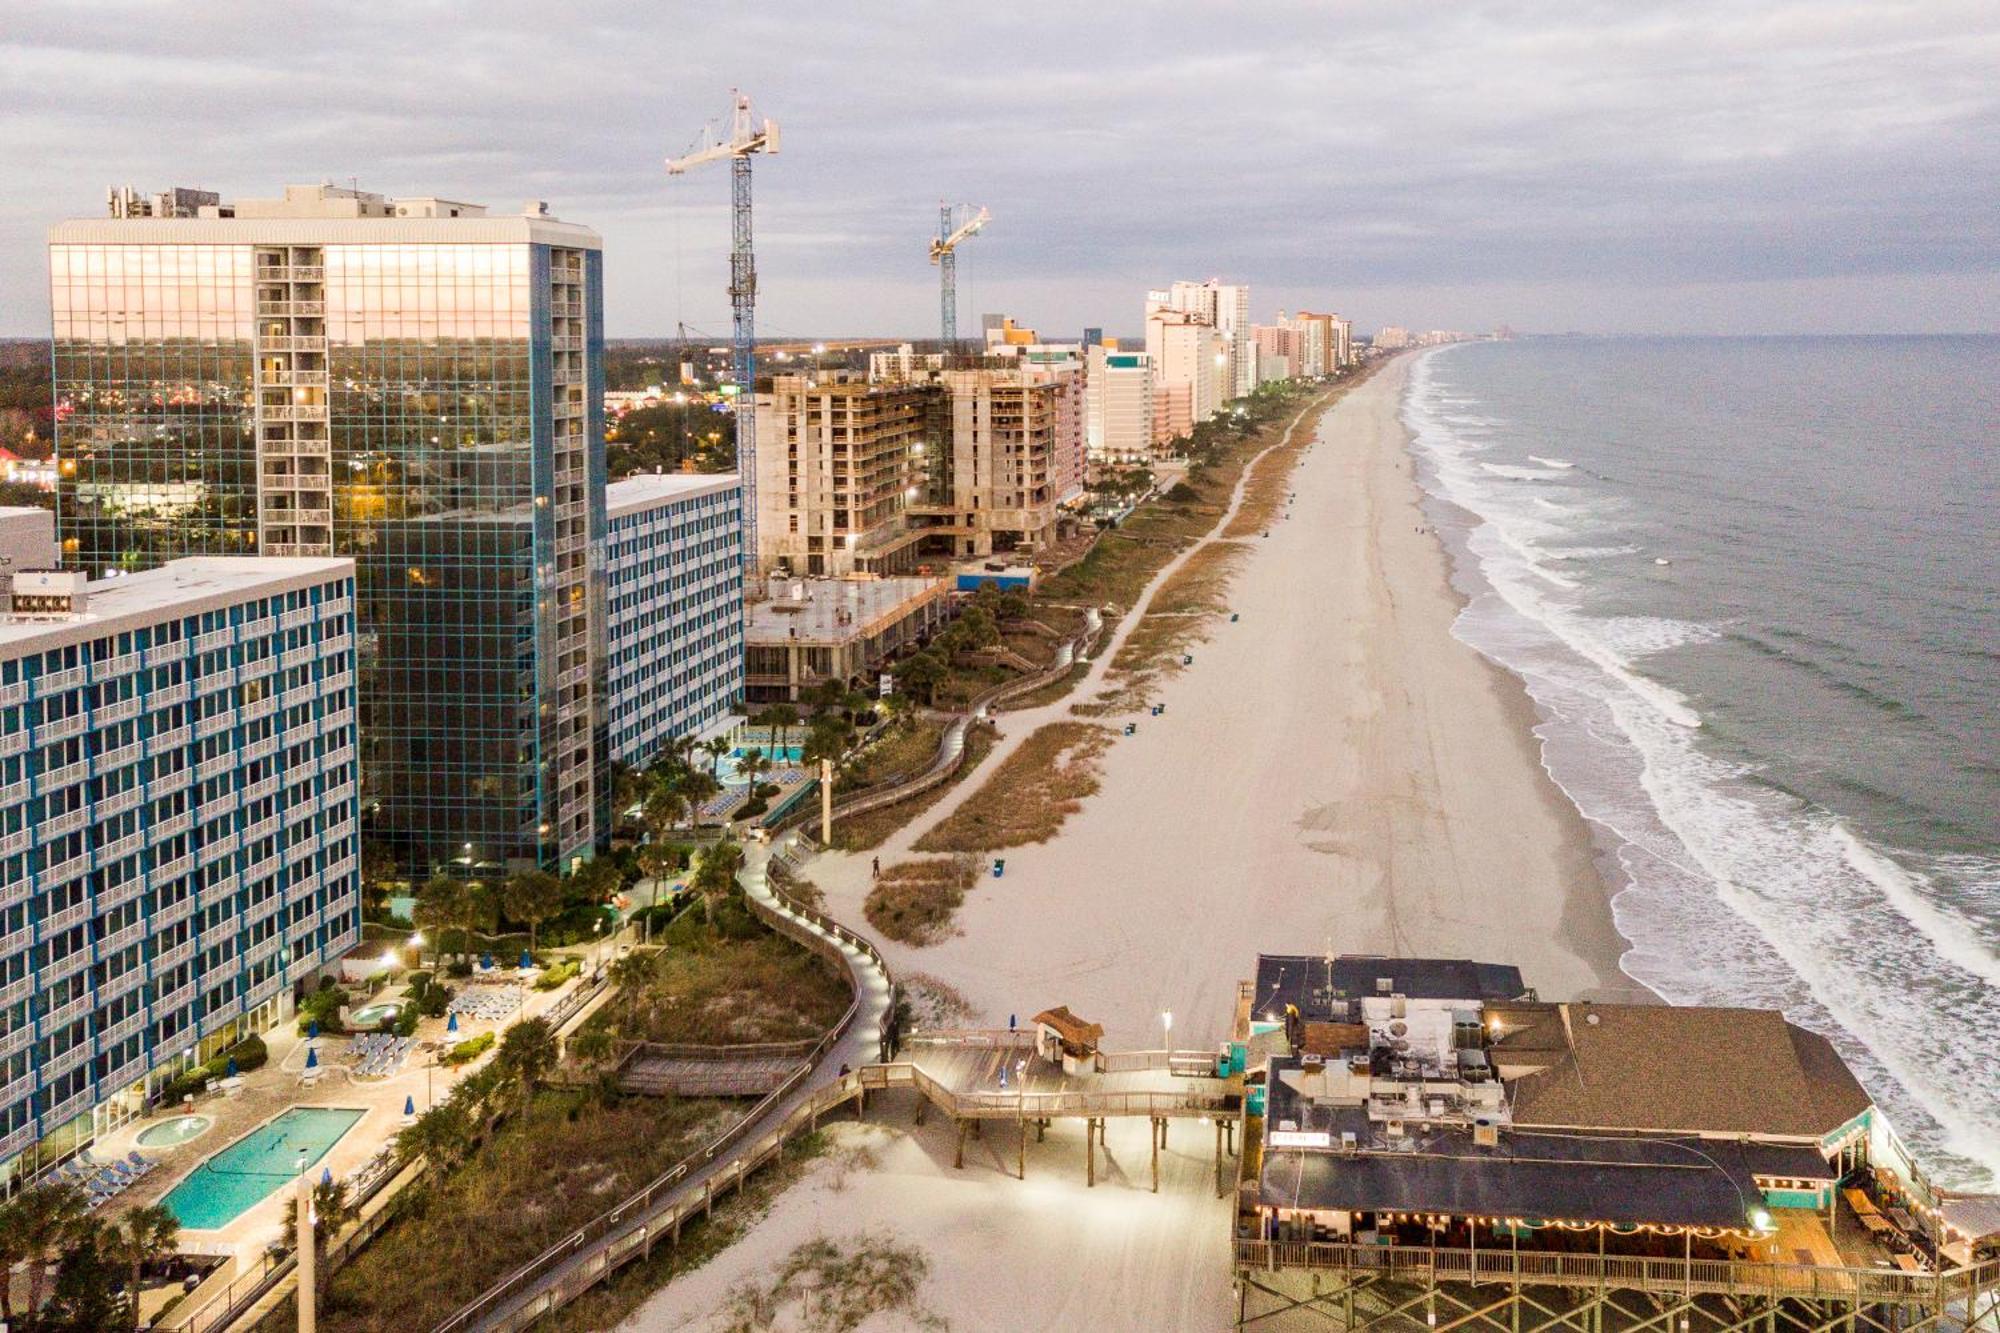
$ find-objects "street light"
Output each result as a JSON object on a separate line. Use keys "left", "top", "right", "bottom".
{"left": 1161, "top": 1010, "right": 1173, "bottom": 1052}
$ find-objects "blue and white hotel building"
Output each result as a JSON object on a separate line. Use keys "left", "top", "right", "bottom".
{"left": 0, "top": 556, "right": 361, "bottom": 1188}
{"left": 604, "top": 474, "right": 744, "bottom": 768}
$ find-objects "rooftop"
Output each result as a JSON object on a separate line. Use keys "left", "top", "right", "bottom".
{"left": 607, "top": 472, "right": 740, "bottom": 520}
{"left": 1250, "top": 955, "right": 1532, "bottom": 1023}
{"left": 55, "top": 182, "right": 598, "bottom": 247}
{"left": 746, "top": 575, "right": 946, "bottom": 646}
{"left": 1506, "top": 1003, "right": 1874, "bottom": 1140}
{"left": 0, "top": 557, "right": 352, "bottom": 653}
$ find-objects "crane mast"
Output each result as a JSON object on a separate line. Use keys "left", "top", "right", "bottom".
{"left": 667, "top": 91, "right": 778, "bottom": 585}
{"left": 930, "top": 204, "right": 990, "bottom": 350}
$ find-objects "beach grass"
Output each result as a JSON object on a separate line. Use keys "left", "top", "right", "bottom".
{"left": 583, "top": 925, "right": 852, "bottom": 1046}
{"left": 832, "top": 722, "right": 998, "bottom": 853}
{"left": 864, "top": 857, "right": 983, "bottom": 946}
{"left": 1111, "top": 542, "right": 1247, "bottom": 675}
{"left": 913, "top": 722, "right": 1116, "bottom": 853}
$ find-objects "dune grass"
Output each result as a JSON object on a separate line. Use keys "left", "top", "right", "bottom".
{"left": 913, "top": 722, "right": 1116, "bottom": 854}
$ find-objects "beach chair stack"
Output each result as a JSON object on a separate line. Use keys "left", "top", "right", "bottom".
{"left": 51, "top": 1148, "right": 155, "bottom": 1209}
{"left": 349, "top": 1032, "right": 414, "bottom": 1077}
{"left": 446, "top": 986, "right": 525, "bottom": 1023}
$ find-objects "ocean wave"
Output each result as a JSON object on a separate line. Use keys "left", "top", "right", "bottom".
{"left": 1592, "top": 616, "right": 1720, "bottom": 657}
{"left": 1543, "top": 544, "right": 1642, "bottom": 561}
{"left": 1480, "top": 462, "right": 1567, "bottom": 481}
{"left": 1835, "top": 828, "right": 2000, "bottom": 991}
{"left": 1529, "top": 455, "right": 1576, "bottom": 469}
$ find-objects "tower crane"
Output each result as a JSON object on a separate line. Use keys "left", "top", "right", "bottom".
{"left": 930, "top": 204, "right": 990, "bottom": 350}
{"left": 667, "top": 90, "right": 779, "bottom": 582}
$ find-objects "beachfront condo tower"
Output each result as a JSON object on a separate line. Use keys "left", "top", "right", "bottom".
{"left": 48, "top": 184, "right": 608, "bottom": 875}
{"left": 0, "top": 556, "right": 361, "bottom": 1189}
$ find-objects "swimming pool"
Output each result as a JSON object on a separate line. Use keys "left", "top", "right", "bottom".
{"left": 349, "top": 1000, "right": 403, "bottom": 1029}
{"left": 161, "top": 1107, "right": 366, "bottom": 1230}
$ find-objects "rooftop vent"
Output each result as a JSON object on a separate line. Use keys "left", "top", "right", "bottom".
{"left": 1473, "top": 1115, "right": 1500, "bottom": 1148}
{"left": 1376, "top": 977, "right": 1393, "bottom": 995}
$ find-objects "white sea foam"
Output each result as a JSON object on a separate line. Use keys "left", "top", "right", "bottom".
{"left": 1529, "top": 455, "right": 1576, "bottom": 469}
{"left": 1542, "top": 544, "right": 1642, "bottom": 561}
{"left": 1480, "top": 462, "right": 1566, "bottom": 481}
{"left": 1591, "top": 616, "right": 1720, "bottom": 658}
{"left": 1835, "top": 828, "right": 2000, "bottom": 991}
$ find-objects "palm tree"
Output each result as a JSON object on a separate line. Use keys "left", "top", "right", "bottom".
{"left": 282, "top": 1176, "right": 356, "bottom": 1267}
{"left": 767, "top": 703, "right": 799, "bottom": 756}
{"left": 500, "top": 869, "right": 566, "bottom": 959}
{"left": 498, "top": 1018, "right": 558, "bottom": 1115}
{"left": 703, "top": 736, "right": 732, "bottom": 777}
{"left": 108, "top": 1202, "right": 181, "bottom": 1332}
{"left": 737, "top": 747, "right": 769, "bottom": 791}
{"left": 411, "top": 874, "right": 459, "bottom": 969}
{"left": 640, "top": 779, "right": 688, "bottom": 840}
{"left": 676, "top": 768, "right": 720, "bottom": 824}
{"left": 11, "top": 1177, "right": 89, "bottom": 1319}
{"left": 399, "top": 1098, "right": 475, "bottom": 1169}
{"left": 692, "top": 840, "right": 746, "bottom": 929}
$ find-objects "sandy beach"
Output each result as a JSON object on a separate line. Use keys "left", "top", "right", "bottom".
{"left": 622, "top": 356, "right": 1635, "bottom": 1331}
{"left": 827, "top": 353, "right": 1627, "bottom": 1048}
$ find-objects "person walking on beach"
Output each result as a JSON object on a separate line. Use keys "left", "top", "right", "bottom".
{"left": 871, "top": 856, "right": 880, "bottom": 880}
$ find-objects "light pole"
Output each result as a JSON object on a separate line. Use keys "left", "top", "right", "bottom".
{"left": 295, "top": 1149, "right": 316, "bottom": 1333}
{"left": 1161, "top": 1010, "right": 1173, "bottom": 1053}
{"left": 408, "top": 930, "right": 425, "bottom": 972}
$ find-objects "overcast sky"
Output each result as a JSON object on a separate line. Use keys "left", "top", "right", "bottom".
{"left": 3, "top": 1, "right": 1996, "bottom": 337}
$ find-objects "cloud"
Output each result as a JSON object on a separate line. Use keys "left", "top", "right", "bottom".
{"left": 1, "top": 0, "right": 1995, "bottom": 334}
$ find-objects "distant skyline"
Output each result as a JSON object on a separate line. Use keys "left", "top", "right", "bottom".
{"left": 2, "top": 2, "right": 1996, "bottom": 338}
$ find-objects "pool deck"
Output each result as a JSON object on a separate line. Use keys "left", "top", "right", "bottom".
{"left": 91, "top": 963, "right": 595, "bottom": 1272}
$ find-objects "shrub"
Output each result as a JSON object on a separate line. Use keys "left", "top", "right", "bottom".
{"left": 225, "top": 1034, "right": 268, "bottom": 1074}
{"left": 442, "top": 1032, "right": 495, "bottom": 1067}
{"left": 446, "top": 960, "right": 473, "bottom": 979}
{"left": 534, "top": 960, "right": 580, "bottom": 991}
{"left": 297, "top": 987, "right": 346, "bottom": 1035}
{"left": 405, "top": 971, "right": 433, "bottom": 1002}
{"left": 164, "top": 1069, "right": 210, "bottom": 1102}
{"left": 1166, "top": 481, "right": 1200, "bottom": 502}
{"left": 737, "top": 793, "right": 771, "bottom": 819}
{"left": 419, "top": 984, "right": 453, "bottom": 1019}
{"left": 395, "top": 1005, "right": 421, "bottom": 1037}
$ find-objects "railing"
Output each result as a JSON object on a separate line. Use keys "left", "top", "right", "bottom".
{"left": 1231, "top": 1241, "right": 2000, "bottom": 1308}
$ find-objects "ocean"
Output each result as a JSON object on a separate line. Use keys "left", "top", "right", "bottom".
{"left": 1403, "top": 335, "right": 2000, "bottom": 1190}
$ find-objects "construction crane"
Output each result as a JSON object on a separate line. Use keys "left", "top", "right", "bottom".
{"left": 930, "top": 204, "right": 990, "bottom": 350}
{"left": 666, "top": 90, "right": 779, "bottom": 582}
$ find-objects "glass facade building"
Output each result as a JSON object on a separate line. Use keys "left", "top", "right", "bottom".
{"left": 49, "top": 186, "right": 608, "bottom": 873}
{"left": 603, "top": 474, "right": 744, "bottom": 766}
{"left": 0, "top": 557, "right": 360, "bottom": 1188}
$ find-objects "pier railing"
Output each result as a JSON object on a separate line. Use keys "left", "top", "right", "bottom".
{"left": 1234, "top": 1240, "right": 2000, "bottom": 1308}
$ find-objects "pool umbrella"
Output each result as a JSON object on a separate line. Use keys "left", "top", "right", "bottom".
{"left": 404, "top": 1095, "right": 416, "bottom": 1116}
{"left": 447, "top": 1012, "right": 459, "bottom": 1034}
{"left": 226, "top": 1057, "right": 238, "bottom": 1077}
{"left": 482, "top": 953, "right": 494, "bottom": 970}
{"left": 305, "top": 1047, "right": 319, "bottom": 1070}
{"left": 308, "top": 1020, "right": 319, "bottom": 1039}
{"left": 520, "top": 949, "right": 533, "bottom": 969}
{"left": 321, "top": 1167, "right": 333, "bottom": 1187}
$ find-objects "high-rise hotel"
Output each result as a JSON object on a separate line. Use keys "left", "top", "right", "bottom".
{"left": 0, "top": 555, "right": 361, "bottom": 1186}
{"left": 49, "top": 184, "right": 609, "bottom": 874}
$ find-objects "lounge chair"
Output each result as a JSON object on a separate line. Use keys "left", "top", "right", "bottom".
{"left": 126, "top": 1151, "right": 154, "bottom": 1175}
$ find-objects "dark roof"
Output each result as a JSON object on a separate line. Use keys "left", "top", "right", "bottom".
{"left": 1507, "top": 1004, "right": 1873, "bottom": 1139}
{"left": 1251, "top": 955, "right": 1531, "bottom": 1022}
{"left": 1257, "top": 1127, "right": 1814, "bottom": 1228}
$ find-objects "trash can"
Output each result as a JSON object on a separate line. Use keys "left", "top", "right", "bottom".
{"left": 991, "top": 858, "right": 1006, "bottom": 878}
{"left": 1124, "top": 722, "right": 1136, "bottom": 736}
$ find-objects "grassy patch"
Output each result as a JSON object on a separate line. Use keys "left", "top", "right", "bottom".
{"left": 587, "top": 929, "right": 851, "bottom": 1047}
{"left": 1111, "top": 542, "right": 1247, "bottom": 675}
{"left": 913, "top": 722, "right": 1116, "bottom": 853}
{"left": 831, "top": 723, "right": 997, "bottom": 853}
{"left": 319, "top": 1091, "right": 731, "bottom": 1332}
{"left": 766, "top": 857, "right": 824, "bottom": 913}
{"left": 529, "top": 1131, "right": 836, "bottom": 1333}
{"left": 995, "top": 658, "right": 1090, "bottom": 712}
{"left": 900, "top": 972, "right": 976, "bottom": 1028}
{"left": 838, "top": 714, "right": 946, "bottom": 792}
{"left": 863, "top": 857, "right": 982, "bottom": 946}
{"left": 722, "top": 1231, "right": 946, "bottom": 1333}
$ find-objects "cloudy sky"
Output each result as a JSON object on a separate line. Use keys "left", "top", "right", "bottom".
{"left": 3, "top": 1, "right": 1996, "bottom": 337}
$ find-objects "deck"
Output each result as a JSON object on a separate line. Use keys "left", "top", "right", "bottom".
{"left": 873, "top": 1029, "right": 1240, "bottom": 1121}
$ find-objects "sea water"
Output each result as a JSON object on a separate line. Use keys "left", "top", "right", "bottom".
{"left": 1403, "top": 335, "right": 2000, "bottom": 1189}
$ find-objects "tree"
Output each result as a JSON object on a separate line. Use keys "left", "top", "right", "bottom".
{"left": 691, "top": 840, "right": 746, "bottom": 928}
{"left": 501, "top": 870, "right": 566, "bottom": 959}
{"left": 736, "top": 747, "right": 770, "bottom": 791}
{"left": 7, "top": 1178, "right": 90, "bottom": 1321}
{"left": 675, "top": 767, "right": 720, "bottom": 823}
{"left": 400, "top": 1097, "right": 475, "bottom": 1169}
{"left": 41, "top": 1216, "right": 122, "bottom": 1332}
{"left": 766, "top": 703, "right": 799, "bottom": 754}
{"left": 412, "top": 875, "right": 464, "bottom": 968}
{"left": 282, "top": 1176, "right": 356, "bottom": 1267}
{"left": 107, "top": 1202, "right": 180, "bottom": 1332}
{"left": 891, "top": 651, "right": 946, "bottom": 706}
{"left": 640, "top": 780, "right": 689, "bottom": 840}
{"left": 636, "top": 841, "right": 688, "bottom": 888}
{"left": 703, "top": 736, "right": 732, "bottom": 777}
{"left": 497, "top": 1018, "right": 558, "bottom": 1114}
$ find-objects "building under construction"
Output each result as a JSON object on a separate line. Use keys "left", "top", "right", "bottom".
{"left": 1231, "top": 955, "right": 2000, "bottom": 1333}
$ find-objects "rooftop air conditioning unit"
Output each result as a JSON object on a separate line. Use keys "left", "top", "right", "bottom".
{"left": 1376, "top": 977, "right": 1393, "bottom": 995}
{"left": 1340, "top": 1131, "right": 1358, "bottom": 1151}
{"left": 1473, "top": 1115, "right": 1500, "bottom": 1148}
